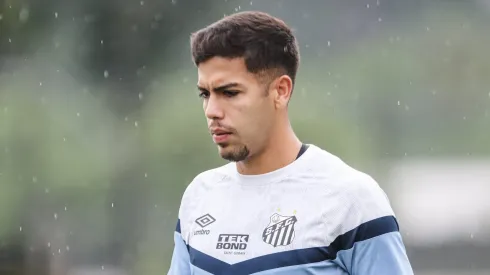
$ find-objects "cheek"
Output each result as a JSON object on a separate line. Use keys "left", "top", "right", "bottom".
{"left": 239, "top": 104, "right": 273, "bottom": 137}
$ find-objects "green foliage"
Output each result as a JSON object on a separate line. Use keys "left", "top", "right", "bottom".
{"left": 306, "top": 8, "right": 490, "bottom": 157}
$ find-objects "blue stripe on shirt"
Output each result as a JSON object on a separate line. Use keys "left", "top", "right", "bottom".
{"left": 176, "top": 219, "right": 181, "bottom": 233}
{"left": 189, "top": 215, "right": 400, "bottom": 274}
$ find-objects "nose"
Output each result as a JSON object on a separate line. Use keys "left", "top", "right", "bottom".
{"left": 204, "top": 95, "right": 224, "bottom": 120}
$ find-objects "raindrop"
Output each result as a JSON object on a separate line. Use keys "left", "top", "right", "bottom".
{"left": 377, "top": 0, "right": 380, "bottom": 5}
{"left": 54, "top": 213, "right": 58, "bottom": 220}
{"left": 138, "top": 93, "right": 143, "bottom": 100}
{"left": 45, "top": 188, "right": 50, "bottom": 194}
{"left": 250, "top": 1, "right": 253, "bottom": 5}
{"left": 470, "top": 233, "right": 474, "bottom": 239}
{"left": 32, "top": 176, "right": 37, "bottom": 183}
{"left": 76, "top": 112, "right": 80, "bottom": 117}
{"left": 366, "top": 4, "right": 370, "bottom": 8}
{"left": 171, "top": 0, "right": 177, "bottom": 4}
{"left": 58, "top": 249, "right": 61, "bottom": 254}
{"left": 101, "top": 266, "right": 105, "bottom": 270}
{"left": 124, "top": 117, "right": 129, "bottom": 121}
{"left": 154, "top": 204, "right": 158, "bottom": 208}
{"left": 327, "top": 41, "right": 331, "bottom": 47}
{"left": 305, "top": 44, "right": 309, "bottom": 48}
{"left": 8, "top": 38, "right": 11, "bottom": 43}
{"left": 39, "top": 82, "right": 42, "bottom": 86}
{"left": 134, "top": 121, "right": 139, "bottom": 127}
{"left": 378, "top": 17, "right": 382, "bottom": 22}
{"left": 100, "top": 40, "right": 104, "bottom": 45}
{"left": 54, "top": 12, "right": 58, "bottom": 18}
{"left": 19, "top": 226, "right": 22, "bottom": 232}
{"left": 111, "top": 203, "right": 114, "bottom": 208}
{"left": 19, "top": 8, "right": 30, "bottom": 23}
{"left": 66, "top": 246, "right": 70, "bottom": 251}
{"left": 103, "top": 70, "right": 109, "bottom": 78}
{"left": 397, "top": 101, "right": 400, "bottom": 106}
{"left": 404, "top": 104, "right": 410, "bottom": 111}
{"left": 426, "top": 27, "right": 430, "bottom": 31}
{"left": 0, "top": 14, "right": 3, "bottom": 20}
{"left": 140, "top": 1, "right": 144, "bottom": 5}
{"left": 463, "top": 116, "right": 466, "bottom": 120}
{"left": 64, "top": 206, "right": 67, "bottom": 211}
{"left": 144, "top": 173, "right": 148, "bottom": 178}
{"left": 47, "top": 242, "right": 51, "bottom": 247}
{"left": 63, "top": 137, "right": 66, "bottom": 142}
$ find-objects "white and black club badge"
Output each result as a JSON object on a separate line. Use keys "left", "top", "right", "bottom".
{"left": 262, "top": 213, "right": 297, "bottom": 247}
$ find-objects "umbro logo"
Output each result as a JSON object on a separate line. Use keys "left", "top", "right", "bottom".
{"left": 195, "top": 214, "right": 216, "bottom": 228}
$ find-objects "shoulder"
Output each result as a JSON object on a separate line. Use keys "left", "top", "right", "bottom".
{"left": 184, "top": 163, "right": 233, "bottom": 195}
{"left": 308, "top": 144, "right": 395, "bottom": 227}
{"left": 178, "top": 163, "right": 233, "bottom": 215}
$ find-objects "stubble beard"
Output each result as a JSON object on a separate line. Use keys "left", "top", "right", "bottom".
{"left": 219, "top": 143, "right": 250, "bottom": 162}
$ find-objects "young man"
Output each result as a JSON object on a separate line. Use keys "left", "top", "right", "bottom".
{"left": 168, "top": 11, "right": 413, "bottom": 275}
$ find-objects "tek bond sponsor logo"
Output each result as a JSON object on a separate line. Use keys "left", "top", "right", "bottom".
{"left": 216, "top": 234, "right": 249, "bottom": 255}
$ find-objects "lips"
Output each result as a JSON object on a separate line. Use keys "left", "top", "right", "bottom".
{"left": 212, "top": 133, "right": 230, "bottom": 143}
{"left": 210, "top": 128, "right": 233, "bottom": 143}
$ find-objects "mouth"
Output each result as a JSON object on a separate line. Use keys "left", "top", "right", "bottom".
{"left": 212, "top": 132, "right": 232, "bottom": 143}
{"left": 210, "top": 128, "right": 233, "bottom": 143}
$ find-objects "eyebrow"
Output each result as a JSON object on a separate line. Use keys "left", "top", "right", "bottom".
{"left": 197, "top": 82, "right": 240, "bottom": 92}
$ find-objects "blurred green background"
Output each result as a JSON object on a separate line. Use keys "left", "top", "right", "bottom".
{"left": 0, "top": 0, "right": 489, "bottom": 274}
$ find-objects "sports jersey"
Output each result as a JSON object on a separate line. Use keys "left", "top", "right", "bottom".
{"left": 168, "top": 144, "right": 413, "bottom": 274}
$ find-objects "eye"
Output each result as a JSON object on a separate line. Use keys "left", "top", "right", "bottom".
{"left": 223, "top": 90, "right": 239, "bottom": 97}
{"left": 198, "top": 91, "right": 210, "bottom": 99}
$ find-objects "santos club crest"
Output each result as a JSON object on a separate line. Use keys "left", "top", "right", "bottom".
{"left": 262, "top": 213, "right": 297, "bottom": 247}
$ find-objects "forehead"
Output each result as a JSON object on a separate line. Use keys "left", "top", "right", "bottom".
{"left": 197, "top": 57, "right": 258, "bottom": 88}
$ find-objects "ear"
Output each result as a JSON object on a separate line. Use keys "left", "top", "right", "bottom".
{"left": 272, "top": 75, "right": 293, "bottom": 109}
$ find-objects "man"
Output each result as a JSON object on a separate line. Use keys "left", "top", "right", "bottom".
{"left": 168, "top": 11, "right": 413, "bottom": 275}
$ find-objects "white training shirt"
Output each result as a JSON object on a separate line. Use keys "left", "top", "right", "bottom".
{"left": 168, "top": 144, "right": 413, "bottom": 275}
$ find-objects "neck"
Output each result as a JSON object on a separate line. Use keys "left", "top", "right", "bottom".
{"left": 236, "top": 121, "right": 302, "bottom": 175}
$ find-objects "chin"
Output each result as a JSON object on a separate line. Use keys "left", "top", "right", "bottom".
{"left": 217, "top": 143, "right": 250, "bottom": 162}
